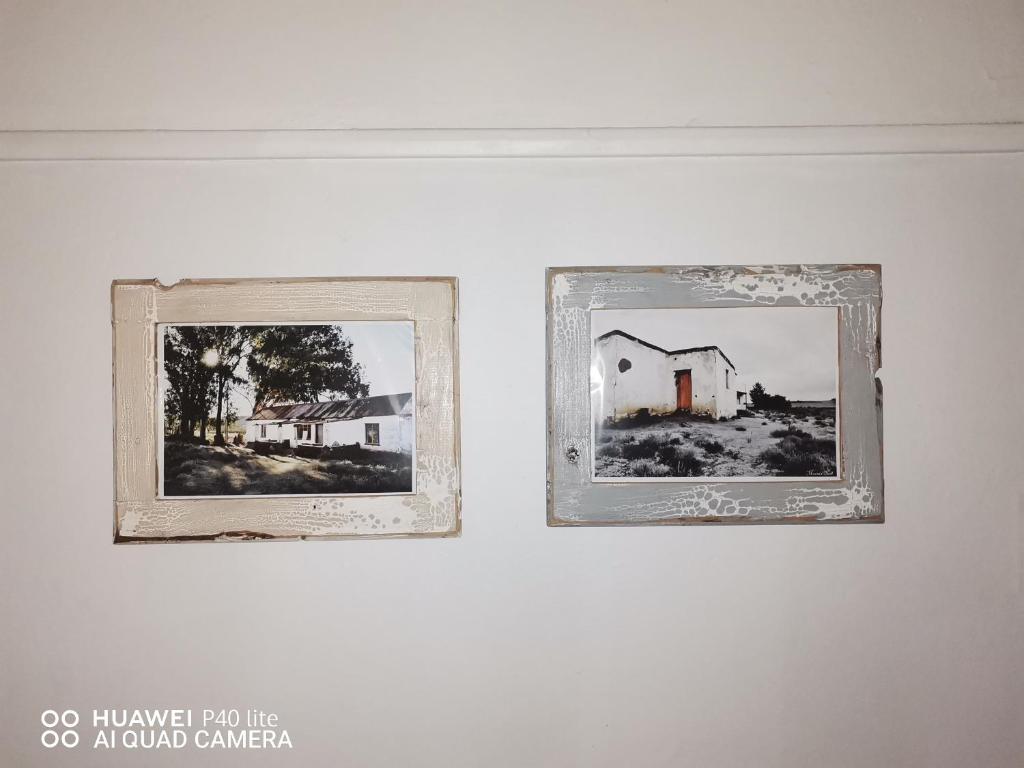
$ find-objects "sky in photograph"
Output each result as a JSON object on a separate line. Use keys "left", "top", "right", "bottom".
{"left": 592, "top": 307, "right": 837, "bottom": 401}
{"left": 217, "top": 321, "right": 414, "bottom": 417}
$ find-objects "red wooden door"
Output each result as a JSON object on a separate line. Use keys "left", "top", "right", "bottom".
{"left": 676, "top": 371, "right": 692, "bottom": 411}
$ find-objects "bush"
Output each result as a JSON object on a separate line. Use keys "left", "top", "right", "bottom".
{"left": 294, "top": 443, "right": 323, "bottom": 459}
{"left": 621, "top": 435, "right": 663, "bottom": 461}
{"left": 770, "top": 426, "right": 812, "bottom": 439}
{"left": 695, "top": 438, "right": 724, "bottom": 455}
{"left": 656, "top": 444, "right": 678, "bottom": 466}
{"left": 597, "top": 434, "right": 614, "bottom": 444}
{"left": 676, "top": 450, "right": 704, "bottom": 477}
{"left": 627, "top": 458, "right": 671, "bottom": 477}
{"left": 735, "top": 426, "right": 747, "bottom": 431}
{"left": 596, "top": 443, "right": 623, "bottom": 459}
{"left": 757, "top": 432, "right": 837, "bottom": 476}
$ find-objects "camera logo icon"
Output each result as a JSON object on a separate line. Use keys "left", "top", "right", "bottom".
{"left": 41, "top": 710, "right": 79, "bottom": 748}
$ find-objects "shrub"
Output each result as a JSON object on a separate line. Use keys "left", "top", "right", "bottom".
{"left": 627, "top": 458, "right": 671, "bottom": 477}
{"left": 761, "top": 421, "right": 768, "bottom": 426}
{"left": 656, "top": 444, "right": 678, "bottom": 466}
{"left": 621, "top": 435, "right": 663, "bottom": 461}
{"left": 596, "top": 443, "right": 623, "bottom": 459}
{"left": 770, "top": 426, "right": 812, "bottom": 439}
{"left": 294, "top": 443, "right": 324, "bottom": 459}
{"left": 735, "top": 426, "right": 747, "bottom": 431}
{"left": 695, "top": 438, "right": 724, "bottom": 455}
{"left": 676, "top": 450, "right": 704, "bottom": 477}
{"left": 757, "top": 432, "right": 837, "bottom": 476}
{"left": 653, "top": 445, "right": 704, "bottom": 476}
{"left": 725, "top": 449, "right": 741, "bottom": 460}
{"left": 668, "top": 436, "right": 682, "bottom": 445}
{"left": 597, "top": 434, "right": 614, "bottom": 444}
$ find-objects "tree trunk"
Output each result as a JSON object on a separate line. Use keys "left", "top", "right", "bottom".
{"left": 214, "top": 373, "right": 226, "bottom": 446}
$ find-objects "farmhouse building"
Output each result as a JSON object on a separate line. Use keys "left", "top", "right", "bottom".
{"left": 594, "top": 330, "right": 739, "bottom": 421}
{"left": 244, "top": 392, "right": 413, "bottom": 453}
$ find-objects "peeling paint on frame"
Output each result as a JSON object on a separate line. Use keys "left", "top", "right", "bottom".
{"left": 111, "top": 276, "right": 461, "bottom": 542}
{"left": 546, "top": 264, "right": 883, "bottom": 526}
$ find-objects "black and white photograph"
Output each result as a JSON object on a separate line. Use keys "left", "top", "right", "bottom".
{"left": 159, "top": 321, "right": 415, "bottom": 497}
{"left": 591, "top": 307, "right": 839, "bottom": 481}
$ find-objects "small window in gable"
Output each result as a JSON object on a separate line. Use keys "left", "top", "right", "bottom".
{"left": 618, "top": 358, "right": 632, "bottom": 373}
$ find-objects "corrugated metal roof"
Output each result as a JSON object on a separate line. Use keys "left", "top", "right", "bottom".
{"left": 249, "top": 392, "right": 412, "bottom": 423}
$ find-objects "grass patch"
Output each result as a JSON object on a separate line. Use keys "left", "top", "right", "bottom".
{"left": 163, "top": 441, "right": 412, "bottom": 496}
{"left": 757, "top": 433, "right": 837, "bottom": 477}
{"left": 627, "top": 458, "right": 672, "bottom": 477}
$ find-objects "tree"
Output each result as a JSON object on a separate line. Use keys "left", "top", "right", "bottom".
{"left": 246, "top": 325, "right": 368, "bottom": 411}
{"left": 750, "top": 382, "right": 768, "bottom": 408}
{"left": 749, "top": 381, "right": 790, "bottom": 411}
{"left": 208, "top": 326, "right": 250, "bottom": 446}
{"left": 163, "top": 326, "right": 219, "bottom": 440}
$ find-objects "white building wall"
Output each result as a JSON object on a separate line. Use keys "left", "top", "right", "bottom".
{"left": 664, "top": 349, "right": 719, "bottom": 417}
{"left": 246, "top": 414, "right": 413, "bottom": 452}
{"left": 593, "top": 335, "right": 674, "bottom": 422}
{"left": 324, "top": 415, "right": 405, "bottom": 452}
{"left": 244, "top": 421, "right": 291, "bottom": 443}
{"left": 595, "top": 336, "right": 742, "bottom": 420}
{"left": 713, "top": 353, "right": 739, "bottom": 419}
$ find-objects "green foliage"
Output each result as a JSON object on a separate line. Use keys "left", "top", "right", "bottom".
{"left": 163, "top": 324, "right": 368, "bottom": 440}
{"left": 247, "top": 325, "right": 368, "bottom": 410}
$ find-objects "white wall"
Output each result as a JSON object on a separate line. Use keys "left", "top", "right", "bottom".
{"left": 1, "top": 1, "right": 1022, "bottom": 129}
{"left": 665, "top": 349, "right": 721, "bottom": 417}
{"left": 323, "top": 415, "right": 406, "bottom": 453}
{"left": 594, "top": 335, "right": 675, "bottom": 420}
{"left": 0, "top": 4, "right": 1022, "bottom": 768}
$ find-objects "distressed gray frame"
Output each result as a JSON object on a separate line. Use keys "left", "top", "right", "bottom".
{"left": 546, "top": 265, "right": 882, "bottom": 525}
{"left": 112, "top": 277, "right": 461, "bottom": 542}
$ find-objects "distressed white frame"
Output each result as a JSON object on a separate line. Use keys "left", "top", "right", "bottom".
{"left": 112, "top": 277, "right": 460, "bottom": 542}
{"left": 547, "top": 265, "right": 883, "bottom": 525}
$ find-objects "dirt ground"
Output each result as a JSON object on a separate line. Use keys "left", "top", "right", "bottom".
{"left": 163, "top": 442, "right": 412, "bottom": 496}
{"left": 595, "top": 409, "right": 837, "bottom": 479}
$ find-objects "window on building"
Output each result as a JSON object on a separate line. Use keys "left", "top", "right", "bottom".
{"left": 725, "top": 370, "right": 730, "bottom": 388}
{"left": 365, "top": 423, "right": 380, "bottom": 446}
{"left": 618, "top": 358, "right": 632, "bottom": 373}
{"left": 259, "top": 424, "right": 267, "bottom": 439}
{"left": 296, "top": 424, "right": 312, "bottom": 441}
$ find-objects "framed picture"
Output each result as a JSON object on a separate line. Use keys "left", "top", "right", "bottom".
{"left": 112, "top": 277, "right": 460, "bottom": 541}
{"left": 546, "top": 265, "right": 882, "bottom": 525}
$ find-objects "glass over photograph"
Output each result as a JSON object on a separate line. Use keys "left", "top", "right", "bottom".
{"left": 591, "top": 307, "right": 839, "bottom": 481}
{"left": 158, "top": 321, "right": 415, "bottom": 497}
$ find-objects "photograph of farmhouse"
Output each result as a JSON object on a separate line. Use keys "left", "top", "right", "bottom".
{"left": 591, "top": 307, "right": 839, "bottom": 480}
{"left": 159, "top": 321, "right": 415, "bottom": 497}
